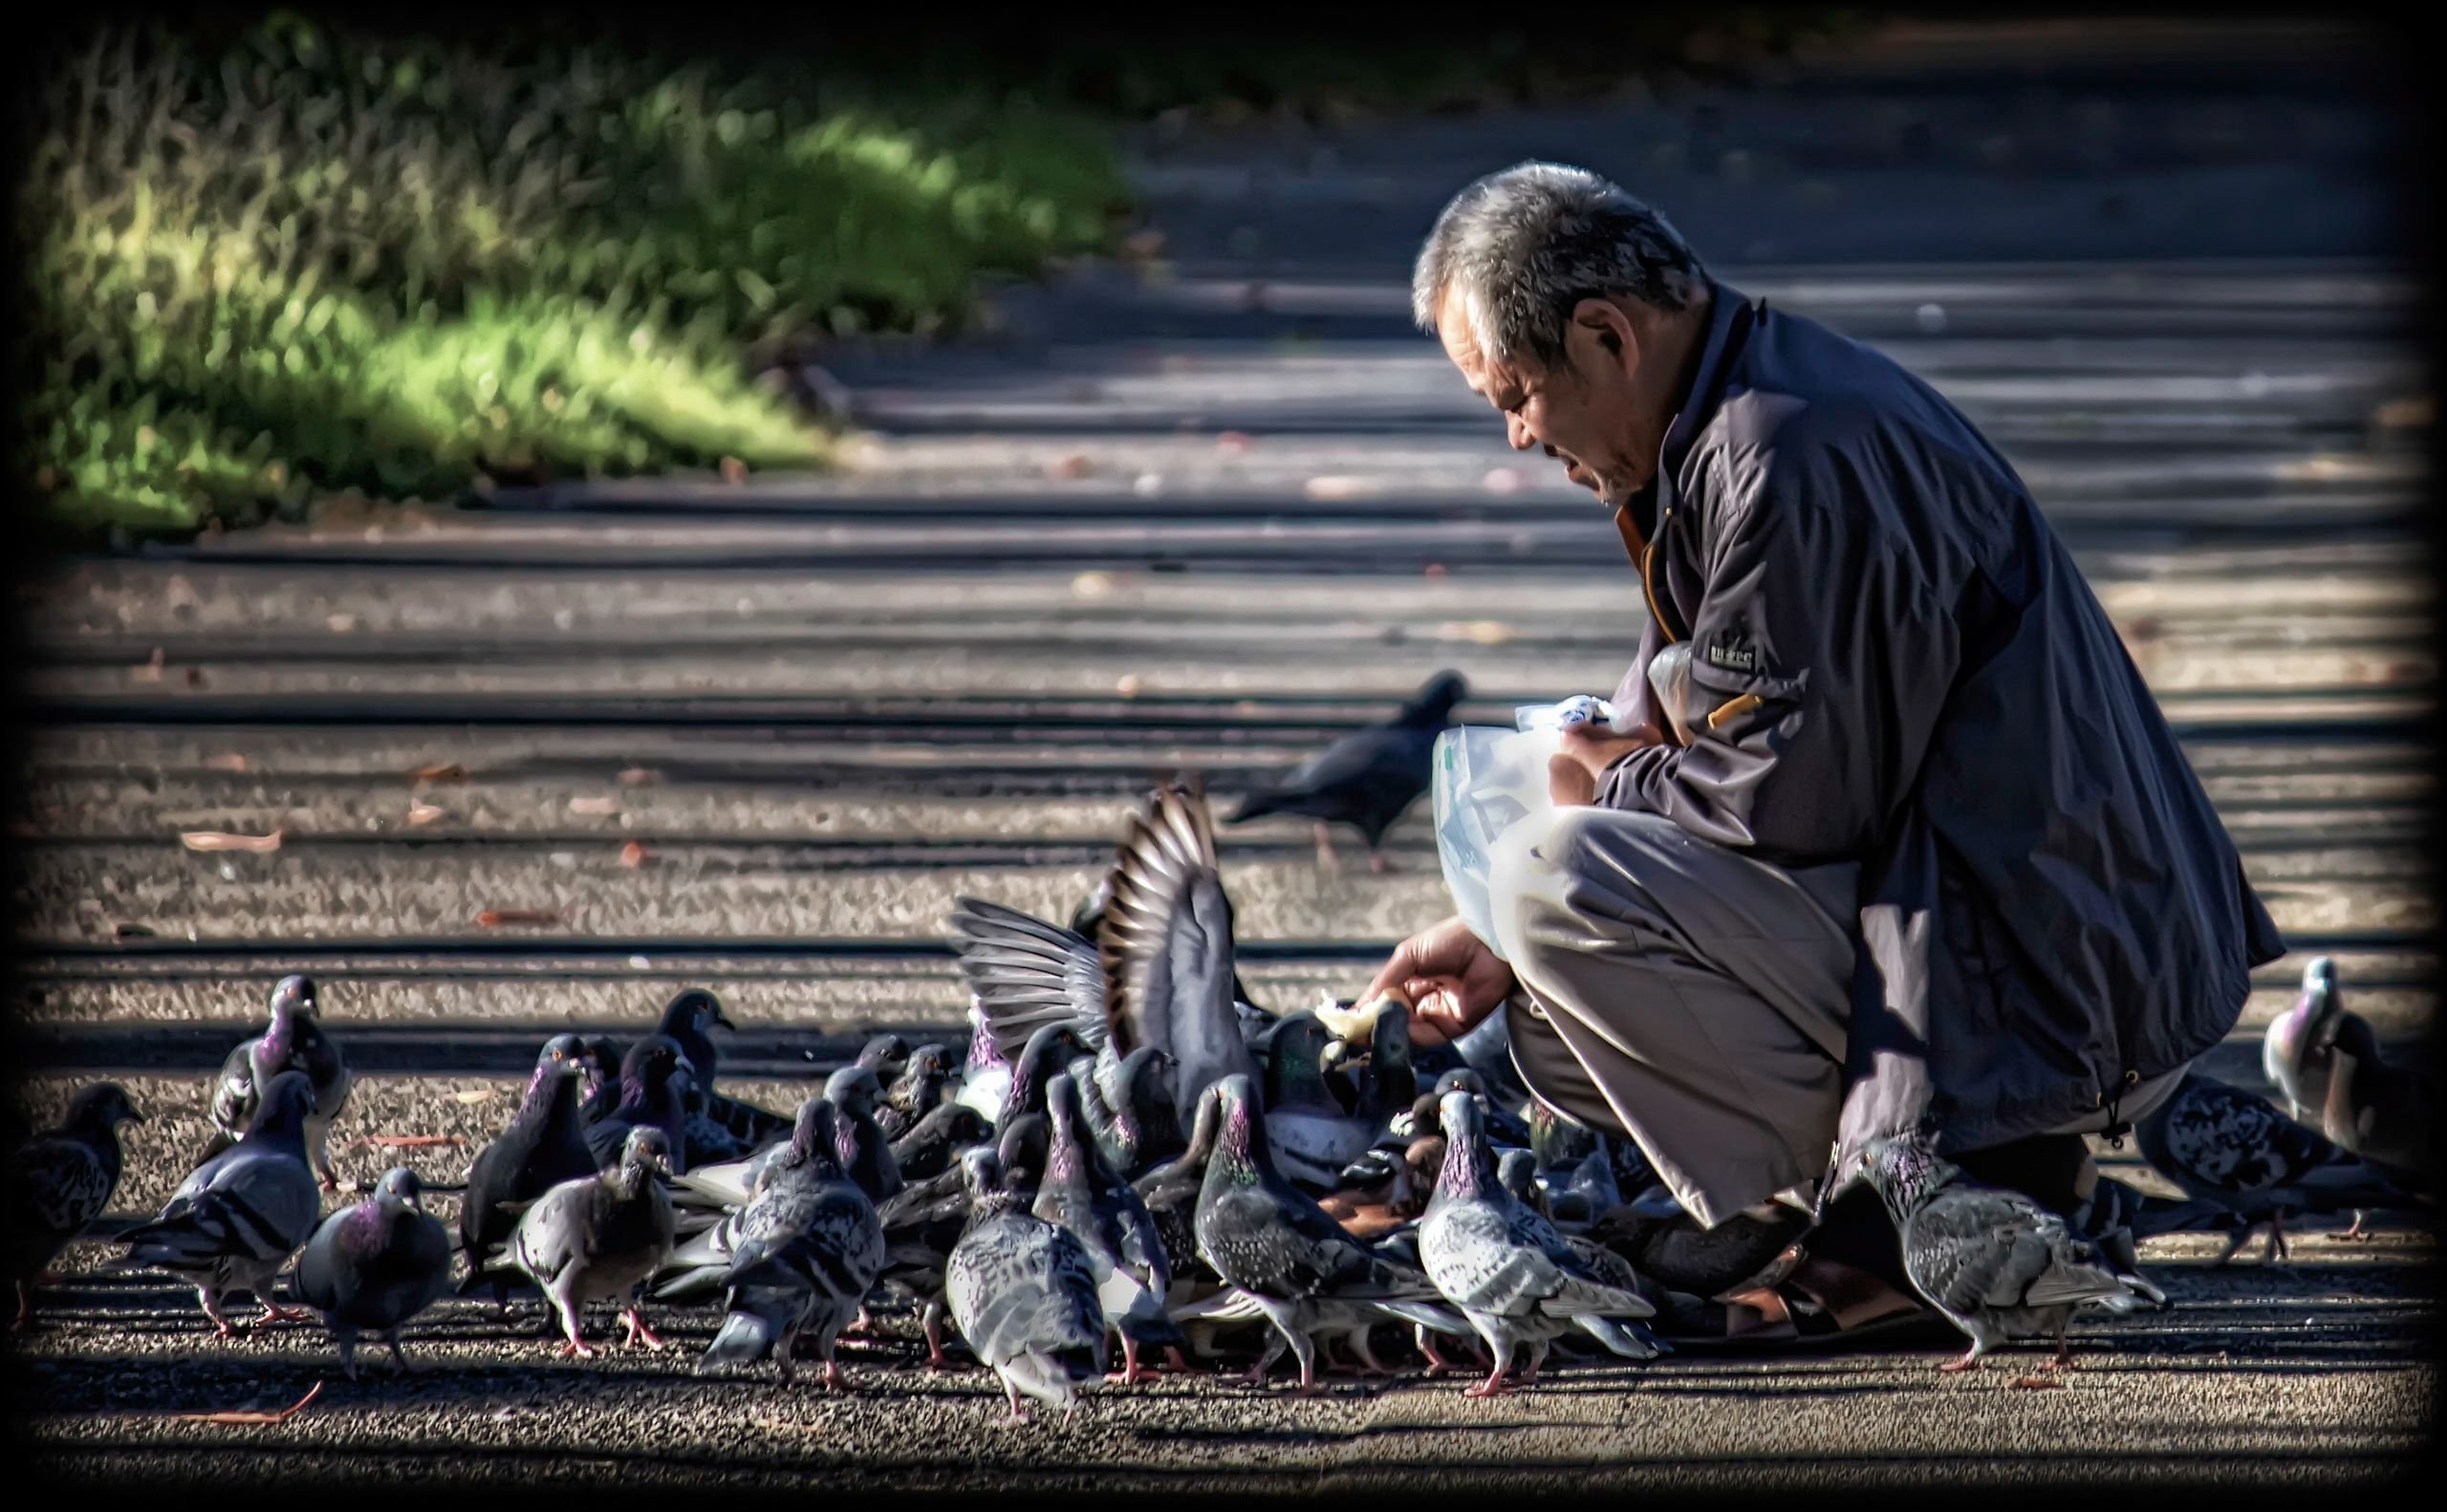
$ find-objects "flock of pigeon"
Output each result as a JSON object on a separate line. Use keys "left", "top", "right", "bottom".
{"left": 2, "top": 670, "right": 2437, "bottom": 1425}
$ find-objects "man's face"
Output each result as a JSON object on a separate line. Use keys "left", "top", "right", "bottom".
{"left": 1439, "top": 284, "right": 1654, "bottom": 508}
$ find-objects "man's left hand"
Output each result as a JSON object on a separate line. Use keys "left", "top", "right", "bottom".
{"left": 1547, "top": 724, "right": 1659, "bottom": 806}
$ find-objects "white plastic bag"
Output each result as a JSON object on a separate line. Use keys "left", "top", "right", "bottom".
{"left": 1433, "top": 696, "right": 1635, "bottom": 961}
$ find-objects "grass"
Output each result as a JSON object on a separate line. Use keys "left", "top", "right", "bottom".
{"left": 12, "top": 14, "right": 1134, "bottom": 542}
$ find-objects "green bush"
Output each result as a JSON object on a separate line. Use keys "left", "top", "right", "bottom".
{"left": 13, "top": 14, "right": 1133, "bottom": 540}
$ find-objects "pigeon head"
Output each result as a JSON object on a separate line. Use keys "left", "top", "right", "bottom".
{"left": 1855, "top": 1132, "right": 1955, "bottom": 1220}
{"left": 2325, "top": 1012, "right": 2384, "bottom": 1065}
{"left": 1068, "top": 874, "right": 1114, "bottom": 940}
{"left": 1432, "top": 1088, "right": 1497, "bottom": 1202}
{"left": 855, "top": 1033, "right": 909, "bottom": 1076}
{"left": 958, "top": 1145, "right": 1007, "bottom": 1200}
{"left": 579, "top": 1036, "right": 621, "bottom": 1094}
{"left": 1368, "top": 1000, "right": 1415, "bottom": 1078}
{"left": 660, "top": 987, "right": 734, "bottom": 1038}
{"left": 1434, "top": 1068, "right": 1487, "bottom": 1101}
{"left": 1529, "top": 1098, "right": 1598, "bottom": 1171}
{"left": 249, "top": 1069, "right": 319, "bottom": 1135}
{"left": 375, "top": 1166, "right": 426, "bottom": 1215}
{"left": 1264, "top": 1012, "right": 1337, "bottom": 1109}
{"left": 788, "top": 1097, "right": 848, "bottom": 1180}
{"left": 528, "top": 1034, "right": 592, "bottom": 1098}
{"left": 1401, "top": 670, "right": 1471, "bottom": 725}
{"left": 623, "top": 1034, "right": 692, "bottom": 1089}
{"left": 901, "top": 1042, "right": 953, "bottom": 1086}
{"left": 269, "top": 973, "right": 319, "bottom": 1022}
{"left": 1497, "top": 1148, "right": 1543, "bottom": 1211}
{"left": 1008, "top": 1022, "right": 1092, "bottom": 1121}
{"left": 619, "top": 1126, "right": 675, "bottom": 1180}
{"left": 824, "top": 1065, "right": 883, "bottom": 1119}
{"left": 2303, "top": 955, "right": 2338, "bottom": 999}
{"left": 1042, "top": 1072, "right": 1096, "bottom": 1186}
{"left": 65, "top": 1082, "right": 144, "bottom": 1133}
{"left": 1119, "top": 1045, "right": 1177, "bottom": 1118}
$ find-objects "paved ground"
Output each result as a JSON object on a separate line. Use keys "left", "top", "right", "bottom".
{"left": 11, "top": 19, "right": 2435, "bottom": 1493}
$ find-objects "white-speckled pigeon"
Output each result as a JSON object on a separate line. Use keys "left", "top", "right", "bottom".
{"left": 6, "top": 1083, "right": 143, "bottom": 1330}
{"left": 584, "top": 1035, "right": 697, "bottom": 1177}
{"left": 119, "top": 1069, "right": 323, "bottom": 1336}
{"left": 1033, "top": 1072, "right": 1181, "bottom": 1384}
{"left": 2263, "top": 957, "right": 2345, "bottom": 1120}
{"left": 1420, "top": 1091, "right": 1661, "bottom": 1396}
{"left": 656, "top": 1096, "right": 834, "bottom": 1300}
{"left": 205, "top": 975, "right": 353, "bottom": 1193}
{"left": 291, "top": 1166, "right": 452, "bottom": 1378}
{"left": 2135, "top": 1071, "right": 2418, "bottom": 1262}
{"left": 1194, "top": 1074, "right": 1461, "bottom": 1393}
{"left": 951, "top": 779, "right": 1261, "bottom": 1135}
{"left": 485, "top": 1125, "right": 678, "bottom": 1357}
{"left": 459, "top": 1034, "right": 599, "bottom": 1311}
{"left": 1224, "top": 669, "right": 1468, "bottom": 872}
{"left": 692, "top": 1100, "right": 886, "bottom": 1389}
{"left": 1856, "top": 1131, "right": 2160, "bottom": 1382}
{"left": 944, "top": 1147, "right": 1110, "bottom": 1425}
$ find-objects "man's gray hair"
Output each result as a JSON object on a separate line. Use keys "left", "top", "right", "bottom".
{"left": 1413, "top": 162, "right": 1707, "bottom": 372}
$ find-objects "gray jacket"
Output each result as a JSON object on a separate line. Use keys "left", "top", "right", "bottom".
{"left": 1590, "top": 280, "right": 2285, "bottom": 1204}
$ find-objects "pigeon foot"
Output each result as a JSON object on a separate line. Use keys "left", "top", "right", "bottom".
{"left": 620, "top": 1307, "right": 665, "bottom": 1350}
{"left": 1938, "top": 1351, "right": 1982, "bottom": 1374}
{"left": 557, "top": 1339, "right": 597, "bottom": 1360}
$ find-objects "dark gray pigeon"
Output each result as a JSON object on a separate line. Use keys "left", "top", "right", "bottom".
{"left": 855, "top": 1033, "right": 912, "bottom": 1081}
{"left": 1034, "top": 1072, "right": 1181, "bottom": 1384}
{"left": 950, "top": 777, "right": 1261, "bottom": 1135}
{"left": 578, "top": 1035, "right": 624, "bottom": 1124}
{"left": 1079, "top": 1043, "right": 1185, "bottom": 1179}
{"left": 584, "top": 1035, "right": 697, "bottom": 1177}
{"left": 877, "top": 1043, "right": 956, "bottom": 1142}
{"left": 1856, "top": 1131, "right": 2161, "bottom": 1382}
{"left": 691, "top": 1100, "right": 886, "bottom": 1390}
{"left": 873, "top": 1146, "right": 995, "bottom": 1371}
{"left": 825, "top": 1065, "right": 904, "bottom": 1203}
{"left": 6, "top": 1083, "right": 143, "bottom": 1330}
{"left": 2134, "top": 1071, "right": 2418, "bottom": 1263}
{"left": 2263, "top": 957, "right": 2345, "bottom": 1121}
{"left": 1194, "top": 1074, "right": 1461, "bottom": 1393}
{"left": 650, "top": 988, "right": 788, "bottom": 1167}
{"left": 2317, "top": 1012, "right": 2435, "bottom": 1236}
{"left": 459, "top": 1034, "right": 598, "bottom": 1311}
{"left": 944, "top": 1147, "right": 1110, "bottom": 1425}
{"left": 205, "top": 975, "right": 353, "bottom": 1192}
{"left": 1263, "top": 1012, "right": 1379, "bottom": 1192}
{"left": 291, "top": 1166, "right": 452, "bottom": 1379}
{"left": 891, "top": 1102, "right": 996, "bottom": 1185}
{"left": 1420, "top": 1090, "right": 1661, "bottom": 1396}
{"left": 1224, "top": 669, "right": 1469, "bottom": 872}
{"left": 119, "top": 1069, "right": 323, "bottom": 1336}
{"left": 485, "top": 1125, "right": 678, "bottom": 1357}
{"left": 1134, "top": 1079, "right": 1227, "bottom": 1298}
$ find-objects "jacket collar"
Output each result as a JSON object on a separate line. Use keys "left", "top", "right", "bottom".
{"left": 1628, "top": 277, "right": 1758, "bottom": 538}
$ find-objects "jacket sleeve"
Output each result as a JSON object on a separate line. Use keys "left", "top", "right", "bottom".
{"left": 1590, "top": 438, "right": 1961, "bottom": 867}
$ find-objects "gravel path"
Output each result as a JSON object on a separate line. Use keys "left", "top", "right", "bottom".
{"left": 14, "top": 20, "right": 2433, "bottom": 1492}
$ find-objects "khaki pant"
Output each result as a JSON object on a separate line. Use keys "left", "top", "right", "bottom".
{"left": 1484, "top": 806, "right": 2187, "bottom": 1229}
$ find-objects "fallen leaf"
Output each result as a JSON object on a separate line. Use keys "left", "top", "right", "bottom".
{"left": 2372, "top": 395, "right": 2433, "bottom": 429}
{"left": 1115, "top": 675, "right": 1144, "bottom": 699}
{"left": 1483, "top": 467, "right": 1527, "bottom": 493}
{"left": 1216, "top": 431, "right": 1252, "bottom": 454}
{"left": 476, "top": 908, "right": 561, "bottom": 927}
{"left": 1441, "top": 619, "right": 1515, "bottom": 646}
{"left": 174, "top": 1381, "right": 323, "bottom": 1426}
{"left": 406, "top": 801, "right": 445, "bottom": 826}
{"left": 1072, "top": 571, "right": 1115, "bottom": 598}
{"left": 1304, "top": 475, "right": 1379, "bottom": 501}
{"left": 180, "top": 829, "right": 285, "bottom": 853}
{"left": 719, "top": 456, "right": 748, "bottom": 484}
{"left": 351, "top": 1134, "right": 463, "bottom": 1149}
{"left": 410, "top": 763, "right": 468, "bottom": 785}
{"left": 618, "top": 840, "right": 648, "bottom": 868}
{"left": 451, "top": 1089, "right": 495, "bottom": 1105}
{"left": 1046, "top": 452, "right": 1094, "bottom": 480}
{"left": 327, "top": 614, "right": 358, "bottom": 633}
{"left": 1422, "top": 563, "right": 1448, "bottom": 579}
{"left": 568, "top": 795, "right": 618, "bottom": 816}
{"left": 132, "top": 648, "right": 165, "bottom": 683}
{"left": 203, "top": 753, "right": 249, "bottom": 773}
{"left": 616, "top": 767, "right": 659, "bottom": 787}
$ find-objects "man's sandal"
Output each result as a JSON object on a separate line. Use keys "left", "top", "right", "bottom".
{"left": 1647, "top": 1255, "right": 1954, "bottom": 1352}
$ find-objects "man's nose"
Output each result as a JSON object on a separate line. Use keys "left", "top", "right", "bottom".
{"left": 1505, "top": 414, "right": 1534, "bottom": 450}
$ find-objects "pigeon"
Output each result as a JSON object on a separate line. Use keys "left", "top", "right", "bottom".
{"left": 290, "top": 1166, "right": 452, "bottom": 1379}
{"left": 5, "top": 1082, "right": 143, "bottom": 1330}
{"left": 824, "top": 1065, "right": 904, "bottom": 1203}
{"left": 1547, "top": 1145, "right": 1625, "bottom": 1232}
{"left": 1497, "top": 1148, "right": 1547, "bottom": 1214}
{"left": 1432, "top": 1069, "right": 1531, "bottom": 1149}
{"left": 1419, "top": 1090, "right": 1661, "bottom": 1396}
{"left": 1071, "top": 873, "right": 1263, "bottom": 1013}
{"left": 1194, "top": 1073, "right": 1462, "bottom": 1393}
{"left": 1033, "top": 1071, "right": 1182, "bottom": 1384}
{"left": 654, "top": 989, "right": 790, "bottom": 1166}
{"left": 877, "top": 1043, "right": 956, "bottom": 1142}
{"left": 2318, "top": 1012, "right": 2435, "bottom": 1177}
{"left": 1352, "top": 998, "right": 1418, "bottom": 1126}
{"left": 2264, "top": 957, "right": 2346, "bottom": 1120}
{"left": 1854, "top": 1131, "right": 2162, "bottom": 1383}
{"left": 2134, "top": 1071, "right": 2418, "bottom": 1262}
{"left": 950, "top": 778, "right": 1262, "bottom": 1134}
{"left": 955, "top": 1002, "right": 1018, "bottom": 1126}
{"left": 986, "top": 1023, "right": 1097, "bottom": 1190}
{"left": 458, "top": 1034, "right": 600, "bottom": 1310}
{"left": 891, "top": 1102, "right": 997, "bottom": 1185}
{"left": 119, "top": 1069, "right": 323, "bottom": 1337}
{"left": 1224, "top": 669, "right": 1469, "bottom": 872}
{"left": 944, "top": 1147, "right": 1111, "bottom": 1425}
{"left": 1133, "top": 1079, "right": 1228, "bottom": 1295}
{"left": 656, "top": 1097, "right": 839, "bottom": 1300}
{"left": 584, "top": 1035, "right": 697, "bottom": 1177}
{"left": 1263, "top": 1011, "right": 1380, "bottom": 1191}
{"left": 872, "top": 1152, "right": 992, "bottom": 1371}
{"left": 1319, "top": 1135, "right": 1440, "bottom": 1242}
{"left": 691, "top": 1101, "right": 886, "bottom": 1390}
{"left": 485, "top": 1125, "right": 678, "bottom": 1357}
{"left": 205, "top": 974, "right": 353, "bottom": 1192}
{"left": 577, "top": 1035, "right": 624, "bottom": 1123}
{"left": 1078, "top": 1043, "right": 1186, "bottom": 1179}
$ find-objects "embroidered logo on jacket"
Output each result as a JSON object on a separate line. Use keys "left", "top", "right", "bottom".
{"left": 1705, "top": 639, "right": 1758, "bottom": 673}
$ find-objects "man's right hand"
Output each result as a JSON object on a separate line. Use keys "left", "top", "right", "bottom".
{"left": 1359, "top": 915, "right": 1520, "bottom": 1049}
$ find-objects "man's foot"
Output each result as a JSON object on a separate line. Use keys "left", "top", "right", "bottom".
{"left": 1650, "top": 1254, "right": 1936, "bottom": 1350}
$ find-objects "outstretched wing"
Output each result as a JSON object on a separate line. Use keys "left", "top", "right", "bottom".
{"left": 1099, "top": 779, "right": 1256, "bottom": 1125}
{"left": 947, "top": 898, "right": 1114, "bottom": 1061}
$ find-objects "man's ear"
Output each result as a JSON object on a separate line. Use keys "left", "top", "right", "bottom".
{"left": 1570, "top": 297, "right": 1637, "bottom": 371}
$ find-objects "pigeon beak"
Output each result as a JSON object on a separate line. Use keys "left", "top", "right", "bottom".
{"left": 714, "top": 1009, "right": 737, "bottom": 1030}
